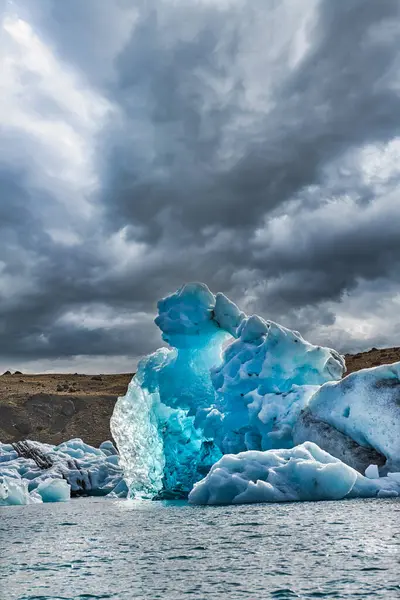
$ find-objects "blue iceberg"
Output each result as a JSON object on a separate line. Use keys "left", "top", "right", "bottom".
{"left": 111, "top": 282, "right": 398, "bottom": 502}
{"left": 111, "top": 283, "right": 230, "bottom": 499}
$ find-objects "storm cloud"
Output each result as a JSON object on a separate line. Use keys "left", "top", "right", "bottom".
{"left": 1, "top": 0, "right": 400, "bottom": 372}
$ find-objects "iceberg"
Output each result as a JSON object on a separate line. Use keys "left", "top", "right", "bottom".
{"left": 110, "top": 284, "right": 227, "bottom": 499}
{"left": 294, "top": 363, "right": 400, "bottom": 473}
{"left": 0, "top": 438, "right": 125, "bottom": 506}
{"left": 111, "top": 282, "right": 400, "bottom": 503}
{"left": 0, "top": 473, "right": 70, "bottom": 505}
{"left": 35, "top": 478, "right": 70, "bottom": 503}
{"left": 0, "top": 475, "right": 35, "bottom": 506}
{"left": 188, "top": 442, "right": 400, "bottom": 505}
{"left": 112, "top": 283, "right": 339, "bottom": 498}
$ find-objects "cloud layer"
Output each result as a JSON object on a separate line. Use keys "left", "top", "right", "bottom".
{"left": 1, "top": 0, "right": 400, "bottom": 372}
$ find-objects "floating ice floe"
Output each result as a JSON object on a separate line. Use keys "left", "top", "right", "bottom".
{"left": 111, "top": 282, "right": 400, "bottom": 503}
{"left": 0, "top": 438, "right": 126, "bottom": 506}
{"left": 188, "top": 442, "right": 400, "bottom": 505}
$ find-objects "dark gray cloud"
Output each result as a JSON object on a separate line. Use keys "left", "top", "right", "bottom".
{"left": 1, "top": 0, "right": 400, "bottom": 372}
{"left": 103, "top": 0, "right": 400, "bottom": 231}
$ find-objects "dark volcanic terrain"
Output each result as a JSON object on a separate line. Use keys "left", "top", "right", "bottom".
{"left": 1, "top": 346, "right": 400, "bottom": 447}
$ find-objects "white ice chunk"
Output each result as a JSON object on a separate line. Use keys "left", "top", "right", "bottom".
{"left": 213, "top": 293, "right": 246, "bottom": 337}
{"left": 365, "top": 464, "right": 380, "bottom": 479}
{"left": 305, "top": 362, "right": 400, "bottom": 469}
{"left": 0, "top": 476, "right": 34, "bottom": 505}
{"left": 189, "top": 442, "right": 400, "bottom": 505}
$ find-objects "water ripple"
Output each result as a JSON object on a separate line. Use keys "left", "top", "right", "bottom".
{"left": 1, "top": 497, "right": 399, "bottom": 600}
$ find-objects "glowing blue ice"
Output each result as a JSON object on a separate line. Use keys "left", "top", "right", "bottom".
{"left": 206, "top": 317, "right": 344, "bottom": 455}
{"left": 111, "top": 284, "right": 229, "bottom": 498}
{"left": 111, "top": 282, "right": 400, "bottom": 502}
{"left": 111, "top": 283, "right": 346, "bottom": 499}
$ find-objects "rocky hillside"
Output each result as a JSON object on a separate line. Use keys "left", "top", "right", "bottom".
{"left": 1, "top": 346, "right": 400, "bottom": 446}
{"left": 0, "top": 373, "right": 132, "bottom": 447}
{"left": 344, "top": 346, "right": 400, "bottom": 374}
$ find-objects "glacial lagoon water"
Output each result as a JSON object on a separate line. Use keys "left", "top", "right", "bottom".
{"left": 1, "top": 497, "right": 399, "bottom": 600}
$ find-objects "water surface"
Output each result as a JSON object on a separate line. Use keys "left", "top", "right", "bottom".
{"left": 1, "top": 497, "right": 399, "bottom": 599}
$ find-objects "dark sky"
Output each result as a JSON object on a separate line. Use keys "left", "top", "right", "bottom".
{"left": 1, "top": 0, "right": 400, "bottom": 373}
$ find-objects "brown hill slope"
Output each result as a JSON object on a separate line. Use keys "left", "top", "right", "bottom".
{"left": 1, "top": 346, "right": 400, "bottom": 446}
{"left": 344, "top": 346, "right": 400, "bottom": 374}
{"left": 0, "top": 373, "right": 133, "bottom": 446}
